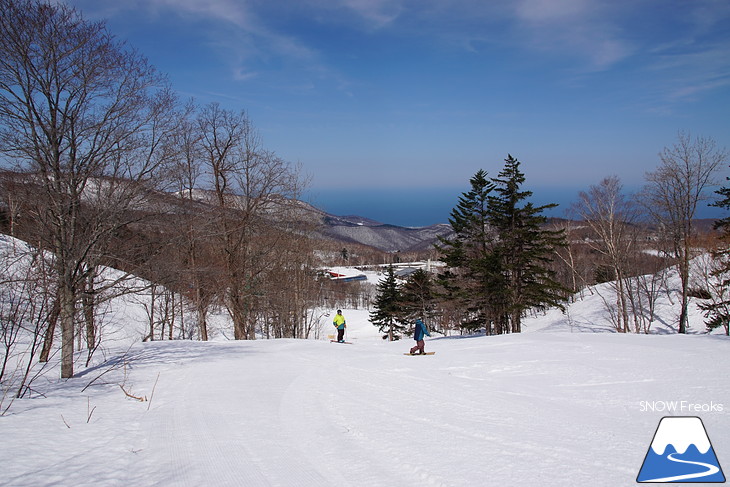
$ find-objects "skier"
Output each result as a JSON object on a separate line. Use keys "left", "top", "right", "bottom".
{"left": 409, "top": 317, "right": 431, "bottom": 355}
{"left": 332, "top": 309, "right": 346, "bottom": 343}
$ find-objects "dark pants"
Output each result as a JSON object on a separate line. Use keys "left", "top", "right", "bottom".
{"left": 337, "top": 328, "right": 345, "bottom": 342}
{"left": 410, "top": 339, "right": 425, "bottom": 354}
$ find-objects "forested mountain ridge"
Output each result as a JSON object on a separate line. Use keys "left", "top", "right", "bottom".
{"left": 168, "top": 184, "right": 455, "bottom": 252}
{"left": 0, "top": 170, "right": 451, "bottom": 254}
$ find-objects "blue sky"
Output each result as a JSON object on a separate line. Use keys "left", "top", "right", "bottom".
{"left": 65, "top": 0, "right": 730, "bottom": 226}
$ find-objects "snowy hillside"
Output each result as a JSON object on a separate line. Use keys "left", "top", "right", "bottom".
{"left": 1, "top": 241, "right": 729, "bottom": 486}
{"left": 2, "top": 323, "right": 727, "bottom": 486}
{"left": 167, "top": 186, "right": 453, "bottom": 252}
{"left": 319, "top": 219, "right": 453, "bottom": 252}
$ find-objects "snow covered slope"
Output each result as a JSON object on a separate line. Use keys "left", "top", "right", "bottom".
{"left": 2, "top": 237, "right": 728, "bottom": 486}
{"left": 2, "top": 322, "right": 728, "bottom": 486}
{"left": 319, "top": 219, "right": 453, "bottom": 252}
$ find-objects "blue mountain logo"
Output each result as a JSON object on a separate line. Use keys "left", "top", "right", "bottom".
{"left": 637, "top": 416, "right": 725, "bottom": 483}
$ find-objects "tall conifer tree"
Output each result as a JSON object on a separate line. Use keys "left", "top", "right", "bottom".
{"left": 436, "top": 170, "right": 502, "bottom": 333}
{"left": 438, "top": 159, "right": 567, "bottom": 335}
{"left": 699, "top": 178, "right": 730, "bottom": 335}
{"left": 488, "top": 155, "right": 568, "bottom": 333}
{"left": 370, "top": 265, "right": 405, "bottom": 340}
{"left": 399, "top": 269, "right": 437, "bottom": 328}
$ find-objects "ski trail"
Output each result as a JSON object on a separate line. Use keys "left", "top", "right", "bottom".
{"left": 641, "top": 453, "right": 720, "bottom": 483}
{"left": 145, "top": 342, "right": 335, "bottom": 486}
{"left": 145, "top": 364, "right": 270, "bottom": 486}
{"left": 278, "top": 347, "right": 442, "bottom": 486}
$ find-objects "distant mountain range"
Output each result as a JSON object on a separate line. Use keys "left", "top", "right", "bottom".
{"left": 292, "top": 199, "right": 453, "bottom": 252}
{"left": 158, "top": 189, "right": 453, "bottom": 252}
{"left": 6, "top": 170, "right": 718, "bottom": 254}
{"left": 319, "top": 215, "right": 452, "bottom": 253}
{"left": 0, "top": 168, "right": 452, "bottom": 254}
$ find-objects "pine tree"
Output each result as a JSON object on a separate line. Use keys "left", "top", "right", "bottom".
{"left": 700, "top": 178, "right": 730, "bottom": 335}
{"left": 488, "top": 155, "right": 568, "bottom": 333}
{"left": 399, "top": 269, "right": 437, "bottom": 330}
{"left": 437, "top": 161, "right": 568, "bottom": 335}
{"left": 436, "top": 170, "right": 501, "bottom": 333}
{"left": 713, "top": 177, "right": 730, "bottom": 231}
{"left": 369, "top": 265, "right": 405, "bottom": 341}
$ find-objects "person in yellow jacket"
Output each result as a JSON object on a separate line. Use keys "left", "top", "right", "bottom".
{"left": 332, "top": 309, "right": 346, "bottom": 343}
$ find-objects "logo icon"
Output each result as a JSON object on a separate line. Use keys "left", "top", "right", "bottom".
{"left": 637, "top": 416, "right": 725, "bottom": 483}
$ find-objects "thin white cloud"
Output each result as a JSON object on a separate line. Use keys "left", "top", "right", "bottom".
{"left": 68, "top": 0, "right": 323, "bottom": 85}
{"left": 67, "top": 0, "right": 251, "bottom": 27}
{"left": 511, "top": 0, "right": 633, "bottom": 70}
{"left": 641, "top": 1, "right": 730, "bottom": 102}
{"left": 340, "top": 0, "right": 404, "bottom": 28}
{"left": 301, "top": 0, "right": 406, "bottom": 29}
{"left": 152, "top": 0, "right": 251, "bottom": 27}
{"left": 138, "top": 0, "right": 298, "bottom": 56}
{"left": 650, "top": 44, "right": 730, "bottom": 101}
{"left": 514, "top": 0, "right": 592, "bottom": 23}
{"left": 67, "top": 0, "right": 728, "bottom": 105}
{"left": 315, "top": 0, "right": 634, "bottom": 71}
{"left": 232, "top": 68, "right": 259, "bottom": 82}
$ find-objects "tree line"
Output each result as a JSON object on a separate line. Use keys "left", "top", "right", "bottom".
{"left": 0, "top": 0, "right": 336, "bottom": 384}
{"left": 370, "top": 140, "right": 729, "bottom": 339}
{"left": 370, "top": 155, "right": 568, "bottom": 339}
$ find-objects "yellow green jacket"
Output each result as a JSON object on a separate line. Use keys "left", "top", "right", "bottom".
{"left": 333, "top": 313, "right": 346, "bottom": 329}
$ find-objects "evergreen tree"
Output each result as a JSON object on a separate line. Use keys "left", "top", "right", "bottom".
{"left": 436, "top": 170, "right": 501, "bottom": 332}
{"left": 369, "top": 265, "right": 405, "bottom": 340}
{"left": 700, "top": 178, "right": 730, "bottom": 335}
{"left": 713, "top": 176, "right": 730, "bottom": 231}
{"left": 399, "top": 269, "right": 437, "bottom": 330}
{"left": 437, "top": 159, "right": 568, "bottom": 335}
{"left": 488, "top": 155, "right": 568, "bottom": 333}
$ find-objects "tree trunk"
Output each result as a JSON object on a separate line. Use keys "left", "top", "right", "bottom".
{"left": 196, "top": 296, "right": 209, "bottom": 341}
{"left": 169, "top": 292, "right": 175, "bottom": 341}
{"left": 678, "top": 247, "right": 690, "bottom": 334}
{"left": 59, "top": 284, "right": 76, "bottom": 379}
{"left": 148, "top": 286, "right": 156, "bottom": 341}
{"left": 39, "top": 295, "right": 60, "bottom": 363}
{"left": 229, "top": 287, "right": 249, "bottom": 340}
{"left": 83, "top": 270, "right": 97, "bottom": 351}
{"left": 511, "top": 310, "right": 521, "bottom": 334}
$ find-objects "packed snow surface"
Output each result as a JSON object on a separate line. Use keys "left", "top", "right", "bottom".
{"left": 2, "top": 306, "right": 728, "bottom": 487}
{"left": 2, "top": 238, "right": 728, "bottom": 486}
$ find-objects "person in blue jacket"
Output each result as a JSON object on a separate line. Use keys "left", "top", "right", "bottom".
{"left": 409, "top": 317, "right": 431, "bottom": 355}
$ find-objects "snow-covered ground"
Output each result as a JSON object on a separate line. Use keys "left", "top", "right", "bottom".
{"left": 2, "top": 307, "right": 728, "bottom": 486}
{"left": 2, "top": 249, "right": 729, "bottom": 486}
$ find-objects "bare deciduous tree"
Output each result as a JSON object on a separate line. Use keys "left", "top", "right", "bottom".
{"left": 1, "top": 239, "right": 55, "bottom": 412}
{"left": 574, "top": 176, "right": 640, "bottom": 332}
{"left": 0, "top": 0, "right": 178, "bottom": 377}
{"left": 641, "top": 132, "right": 727, "bottom": 333}
{"left": 197, "top": 103, "right": 304, "bottom": 340}
{"left": 169, "top": 102, "right": 214, "bottom": 341}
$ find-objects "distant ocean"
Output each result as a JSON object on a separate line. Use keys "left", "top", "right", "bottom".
{"left": 307, "top": 187, "right": 462, "bottom": 227}
{"left": 307, "top": 186, "right": 727, "bottom": 228}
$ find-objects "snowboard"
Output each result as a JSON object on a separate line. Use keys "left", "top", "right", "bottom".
{"left": 404, "top": 352, "right": 435, "bottom": 356}
{"left": 330, "top": 340, "right": 353, "bottom": 344}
